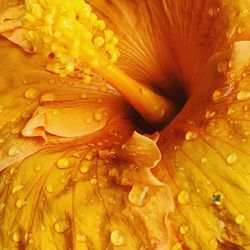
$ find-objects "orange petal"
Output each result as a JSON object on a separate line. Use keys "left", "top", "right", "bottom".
{"left": 158, "top": 40, "right": 250, "bottom": 249}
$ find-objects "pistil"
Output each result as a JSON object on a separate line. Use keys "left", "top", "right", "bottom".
{"left": 22, "top": 0, "right": 176, "bottom": 125}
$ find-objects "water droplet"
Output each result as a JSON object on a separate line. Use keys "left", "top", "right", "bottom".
{"left": 34, "top": 165, "right": 41, "bottom": 172}
{"left": 128, "top": 186, "right": 149, "bottom": 206}
{"left": 171, "top": 242, "right": 183, "bottom": 250}
{"left": 99, "top": 85, "right": 108, "bottom": 93}
{"left": 76, "top": 233, "right": 87, "bottom": 242}
{"left": 11, "top": 128, "right": 20, "bottom": 135}
{"left": 12, "top": 184, "right": 24, "bottom": 194}
{"left": 24, "top": 88, "right": 39, "bottom": 100}
{"left": 85, "top": 152, "right": 93, "bottom": 160}
{"left": 12, "top": 232, "right": 20, "bottom": 242}
{"left": 54, "top": 220, "right": 69, "bottom": 233}
{"left": 201, "top": 157, "right": 208, "bottom": 163}
{"left": 90, "top": 178, "right": 97, "bottom": 185}
{"left": 227, "top": 107, "right": 235, "bottom": 115}
{"left": 213, "top": 191, "right": 223, "bottom": 205}
{"left": 80, "top": 161, "right": 91, "bottom": 174}
{"left": 237, "top": 25, "right": 246, "bottom": 34}
{"left": 109, "top": 168, "right": 119, "bottom": 177}
{"left": 56, "top": 157, "right": 72, "bottom": 169}
{"left": 94, "top": 112, "right": 103, "bottom": 121}
{"left": 178, "top": 190, "right": 190, "bottom": 205}
{"left": 110, "top": 230, "right": 125, "bottom": 246}
{"left": 226, "top": 153, "right": 238, "bottom": 164}
{"left": 16, "top": 198, "right": 26, "bottom": 208}
{"left": 46, "top": 185, "right": 53, "bottom": 193}
{"left": 40, "top": 92, "right": 57, "bottom": 103}
{"left": 179, "top": 224, "right": 189, "bottom": 235}
{"left": 8, "top": 146, "right": 21, "bottom": 156}
{"left": 213, "top": 90, "right": 222, "bottom": 101}
{"left": 237, "top": 90, "right": 250, "bottom": 101}
{"left": 185, "top": 131, "right": 197, "bottom": 141}
{"left": 236, "top": 214, "right": 245, "bottom": 224}
{"left": 106, "top": 196, "right": 116, "bottom": 205}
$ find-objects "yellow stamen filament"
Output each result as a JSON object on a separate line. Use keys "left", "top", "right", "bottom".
{"left": 22, "top": 0, "right": 176, "bottom": 124}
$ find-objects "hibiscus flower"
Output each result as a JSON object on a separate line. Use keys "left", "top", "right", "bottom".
{"left": 0, "top": 0, "right": 250, "bottom": 249}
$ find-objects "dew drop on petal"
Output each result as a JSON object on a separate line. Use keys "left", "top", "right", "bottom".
{"left": 237, "top": 25, "right": 246, "bottom": 34}
{"left": 54, "top": 220, "right": 70, "bottom": 233}
{"left": 90, "top": 178, "right": 97, "bottom": 185}
{"left": 8, "top": 146, "right": 21, "bottom": 156}
{"left": 24, "top": 88, "right": 39, "bottom": 100}
{"left": 235, "top": 214, "right": 245, "bottom": 224}
{"left": 46, "top": 185, "right": 53, "bottom": 193}
{"left": 179, "top": 224, "right": 189, "bottom": 235}
{"left": 12, "top": 184, "right": 24, "bottom": 194}
{"left": 178, "top": 190, "right": 190, "bottom": 205}
{"left": 16, "top": 198, "right": 26, "bottom": 209}
{"left": 76, "top": 233, "right": 87, "bottom": 242}
{"left": 237, "top": 90, "right": 250, "bottom": 101}
{"left": 201, "top": 157, "right": 208, "bottom": 163}
{"left": 185, "top": 131, "right": 197, "bottom": 141}
{"left": 79, "top": 161, "right": 91, "bottom": 174}
{"left": 226, "top": 153, "right": 238, "bottom": 164}
{"left": 171, "top": 242, "right": 183, "bottom": 250}
{"left": 11, "top": 128, "right": 20, "bottom": 135}
{"left": 94, "top": 112, "right": 103, "bottom": 121}
{"left": 110, "top": 230, "right": 125, "bottom": 246}
{"left": 56, "top": 157, "right": 72, "bottom": 169}
{"left": 109, "top": 168, "right": 119, "bottom": 177}
{"left": 12, "top": 232, "right": 20, "bottom": 242}
{"left": 213, "top": 90, "right": 222, "bottom": 101}
{"left": 40, "top": 92, "right": 57, "bottom": 103}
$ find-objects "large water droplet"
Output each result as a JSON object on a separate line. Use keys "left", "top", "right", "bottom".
{"left": 179, "top": 224, "right": 189, "bottom": 235}
{"left": 8, "top": 146, "right": 21, "bottom": 156}
{"left": 171, "top": 242, "right": 183, "bottom": 250}
{"left": 185, "top": 131, "right": 197, "bottom": 141}
{"left": 79, "top": 161, "right": 91, "bottom": 174}
{"left": 237, "top": 90, "right": 250, "bottom": 101}
{"left": 56, "top": 157, "right": 72, "bottom": 169}
{"left": 178, "top": 190, "right": 190, "bottom": 205}
{"left": 24, "top": 88, "right": 39, "bottom": 100}
{"left": 110, "top": 230, "right": 125, "bottom": 246}
{"left": 12, "top": 184, "right": 24, "bottom": 194}
{"left": 54, "top": 220, "right": 69, "bottom": 233}
{"left": 235, "top": 214, "right": 245, "bottom": 224}
{"left": 12, "top": 232, "right": 20, "bottom": 242}
{"left": 16, "top": 198, "right": 26, "bottom": 209}
{"left": 226, "top": 153, "right": 238, "bottom": 164}
{"left": 76, "top": 233, "right": 87, "bottom": 242}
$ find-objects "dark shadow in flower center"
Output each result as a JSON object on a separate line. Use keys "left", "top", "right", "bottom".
{"left": 133, "top": 73, "right": 188, "bottom": 133}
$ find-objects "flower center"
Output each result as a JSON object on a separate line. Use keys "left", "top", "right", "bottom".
{"left": 22, "top": 0, "right": 177, "bottom": 126}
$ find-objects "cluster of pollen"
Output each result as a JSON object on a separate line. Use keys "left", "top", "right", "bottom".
{"left": 23, "top": 0, "right": 120, "bottom": 80}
